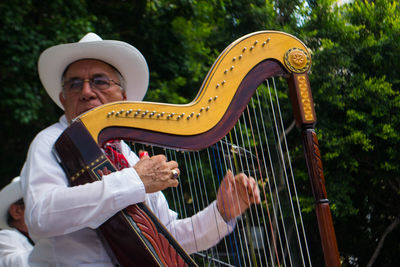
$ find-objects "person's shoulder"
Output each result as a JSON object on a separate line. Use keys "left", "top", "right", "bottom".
{"left": 0, "top": 228, "right": 22, "bottom": 239}
{"left": 32, "top": 115, "right": 68, "bottom": 145}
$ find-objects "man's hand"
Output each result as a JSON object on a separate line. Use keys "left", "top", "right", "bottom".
{"left": 216, "top": 170, "right": 261, "bottom": 222}
{"left": 134, "top": 152, "right": 180, "bottom": 193}
{"left": 97, "top": 166, "right": 112, "bottom": 177}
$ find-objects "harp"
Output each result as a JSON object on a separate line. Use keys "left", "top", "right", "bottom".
{"left": 54, "top": 31, "right": 340, "bottom": 266}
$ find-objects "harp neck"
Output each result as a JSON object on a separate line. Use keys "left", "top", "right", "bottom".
{"left": 76, "top": 31, "right": 311, "bottom": 147}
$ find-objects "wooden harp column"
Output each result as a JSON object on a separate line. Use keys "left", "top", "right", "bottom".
{"left": 54, "top": 31, "right": 341, "bottom": 266}
{"left": 288, "top": 72, "right": 341, "bottom": 267}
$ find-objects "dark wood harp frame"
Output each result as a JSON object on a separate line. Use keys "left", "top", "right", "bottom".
{"left": 54, "top": 31, "right": 340, "bottom": 266}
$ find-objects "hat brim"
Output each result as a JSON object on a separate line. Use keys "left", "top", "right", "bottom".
{"left": 0, "top": 177, "right": 22, "bottom": 229}
{"left": 38, "top": 40, "right": 149, "bottom": 109}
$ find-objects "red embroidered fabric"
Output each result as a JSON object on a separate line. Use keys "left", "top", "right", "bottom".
{"left": 103, "top": 139, "right": 130, "bottom": 171}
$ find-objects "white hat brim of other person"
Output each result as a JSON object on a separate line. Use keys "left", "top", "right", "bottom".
{"left": 38, "top": 32, "right": 149, "bottom": 109}
{"left": 0, "top": 177, "right": 22, "bottom": 230}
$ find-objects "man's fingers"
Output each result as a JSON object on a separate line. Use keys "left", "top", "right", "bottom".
{"left": 139, "top": 150, "right": 149, "bottom": 159}
{"left": 166, "top": 160, "right": 179, "bottom": 170}
{"left": 247, "top": 178, "right": 261, "bottom": 204}
{"left": 169, "top": 177, "right": 179, "bottom": 187}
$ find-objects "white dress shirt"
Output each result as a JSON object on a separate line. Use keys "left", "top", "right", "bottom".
{"left": 20, "top": 115, "right": 233, "bottom": 266}
{"left": 0, "top": 228, "right": 33, "bottom": 267}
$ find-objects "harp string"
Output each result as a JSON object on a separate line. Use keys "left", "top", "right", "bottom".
{"left": 205, "top": 147, "right": 231, "bottom": 264}
{"left": 215, "top": 141, "right": 242, "bottom": 266}
{"left": 250, "top": 91, "right": 280, "bottom": 265}
{"left": 243, "top": 103, "right": 282, "bottom": 266}
{"left": 237, "top": 95, "right": 282, "bottom": 266}
{"left": 270, "top": 77, "right": 312, "bottom": 266}
{"left": 219, "top": 138, "right": 249, "bottom": 267}
{"left": 197, "top": 149, "right": 225, "bottom": 264}
{"left": 231, "top": 125, "right": 271, "bottom": 265}
{"left": 225, "top": 133, "right": 259, "bottom": 265}
{"left": 274, "top": 84, "right": 312, "bottom": 267}
{"left": 265, "top": 78, "right": 296, "bottom": 266}
{"left": 128, "top": 77, "right": 312, "bottom": 266}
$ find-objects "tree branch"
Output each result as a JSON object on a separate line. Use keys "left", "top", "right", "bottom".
{"left": 366, "top": 215, "right": 400, "bottom": 267}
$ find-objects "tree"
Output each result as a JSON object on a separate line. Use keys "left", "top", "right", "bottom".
{"left": 304, "top": 0, "right": 400, "bottom": 265}
{"left": 0, "top": 0, "right": 98, "bottom": 185}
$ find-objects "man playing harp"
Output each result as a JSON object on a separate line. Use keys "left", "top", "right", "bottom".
{"left": 20, "top": 33, "right": 260, "bottom": 266}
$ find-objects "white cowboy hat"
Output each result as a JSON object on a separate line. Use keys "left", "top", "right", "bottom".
{"left": 0, "top": 177, "right": 22, "bottom": 229}
{"left": 38, "top": 32, "right": 149, "bottom": 109}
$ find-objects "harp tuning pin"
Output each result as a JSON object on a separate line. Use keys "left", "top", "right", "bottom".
{"left": 222, "top": 80, "right": 226, "bottom": 85}
{"left": 232, "top": 57, "right": 236, "bottom": 62}
{"left": 224, "top": 69, "right": 228, "bottom": 74}
{"left": 250, "top": 46, "right": 254, "bottom": 51}
{"left": 196, "top": 113, "right": 201, "bottom": 118}
{"left": 200, "top": 107, "right": 204, "bottom": 112}
{"left": 206, "top": 106, "right": 210, "bottom": 111}
{"left": 230, "top": 66, "right": 234, "bottom": 71}
{"left": 254, "top": 40, "right": 258, "bottom": 45}
{"left": 208, "top": 97, "right": 213, "bottom": 102}
{"left": 214, "top": 96, "right": 218, "bottom": 100}
{"left": 107, "top": 111, "right": 115, "bottom": 117}
{"left": 190, "top": 112, "right": 194, "bottom": 117}
{"left": 216, "top": 83, "right": 220, "bottom": 89}
{"left": 239, "top": 54, "right": 243, "bottom": 60}
{"left": 161, "top": 112, "right": 165, "bottom": 117}
{"left": 156, "top": 114, "right": 161, "bottom": 118}
{"left": 242, "top": 47, "right": 247, "bottom": 52}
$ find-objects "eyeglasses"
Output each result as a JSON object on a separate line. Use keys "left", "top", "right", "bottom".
{"left": 62, "top": 76, "right": 121, "bottom": 92}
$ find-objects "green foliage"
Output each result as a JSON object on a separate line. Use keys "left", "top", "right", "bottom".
{"left": 0, "top": 0, "right": 99, "bottom": 183}
{"left": 304, "top": 0, "right": 400, "bottom": 265}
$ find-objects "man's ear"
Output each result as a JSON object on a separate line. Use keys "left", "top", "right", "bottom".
{"left": 8, "top": 203, "right": 24, "bottom": 221}
{"left": 122, "top": 91, "right": 127, "bottom": 101}
{"left": 59, "top": 92, "right": 66, "bottom": 107}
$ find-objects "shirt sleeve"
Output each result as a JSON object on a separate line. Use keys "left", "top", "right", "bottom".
{"left": 0, "top": 230, "right": 32, "bottom": 267}
{"left": 146, "top": 192, "right": 235, "bottom": 254}
{"left": 21, "top": 130, "right": 146, "bottom": 238}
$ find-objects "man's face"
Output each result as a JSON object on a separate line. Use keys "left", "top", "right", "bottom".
{"left": 60, "top": 59, "right": 127, "bottom": 123}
